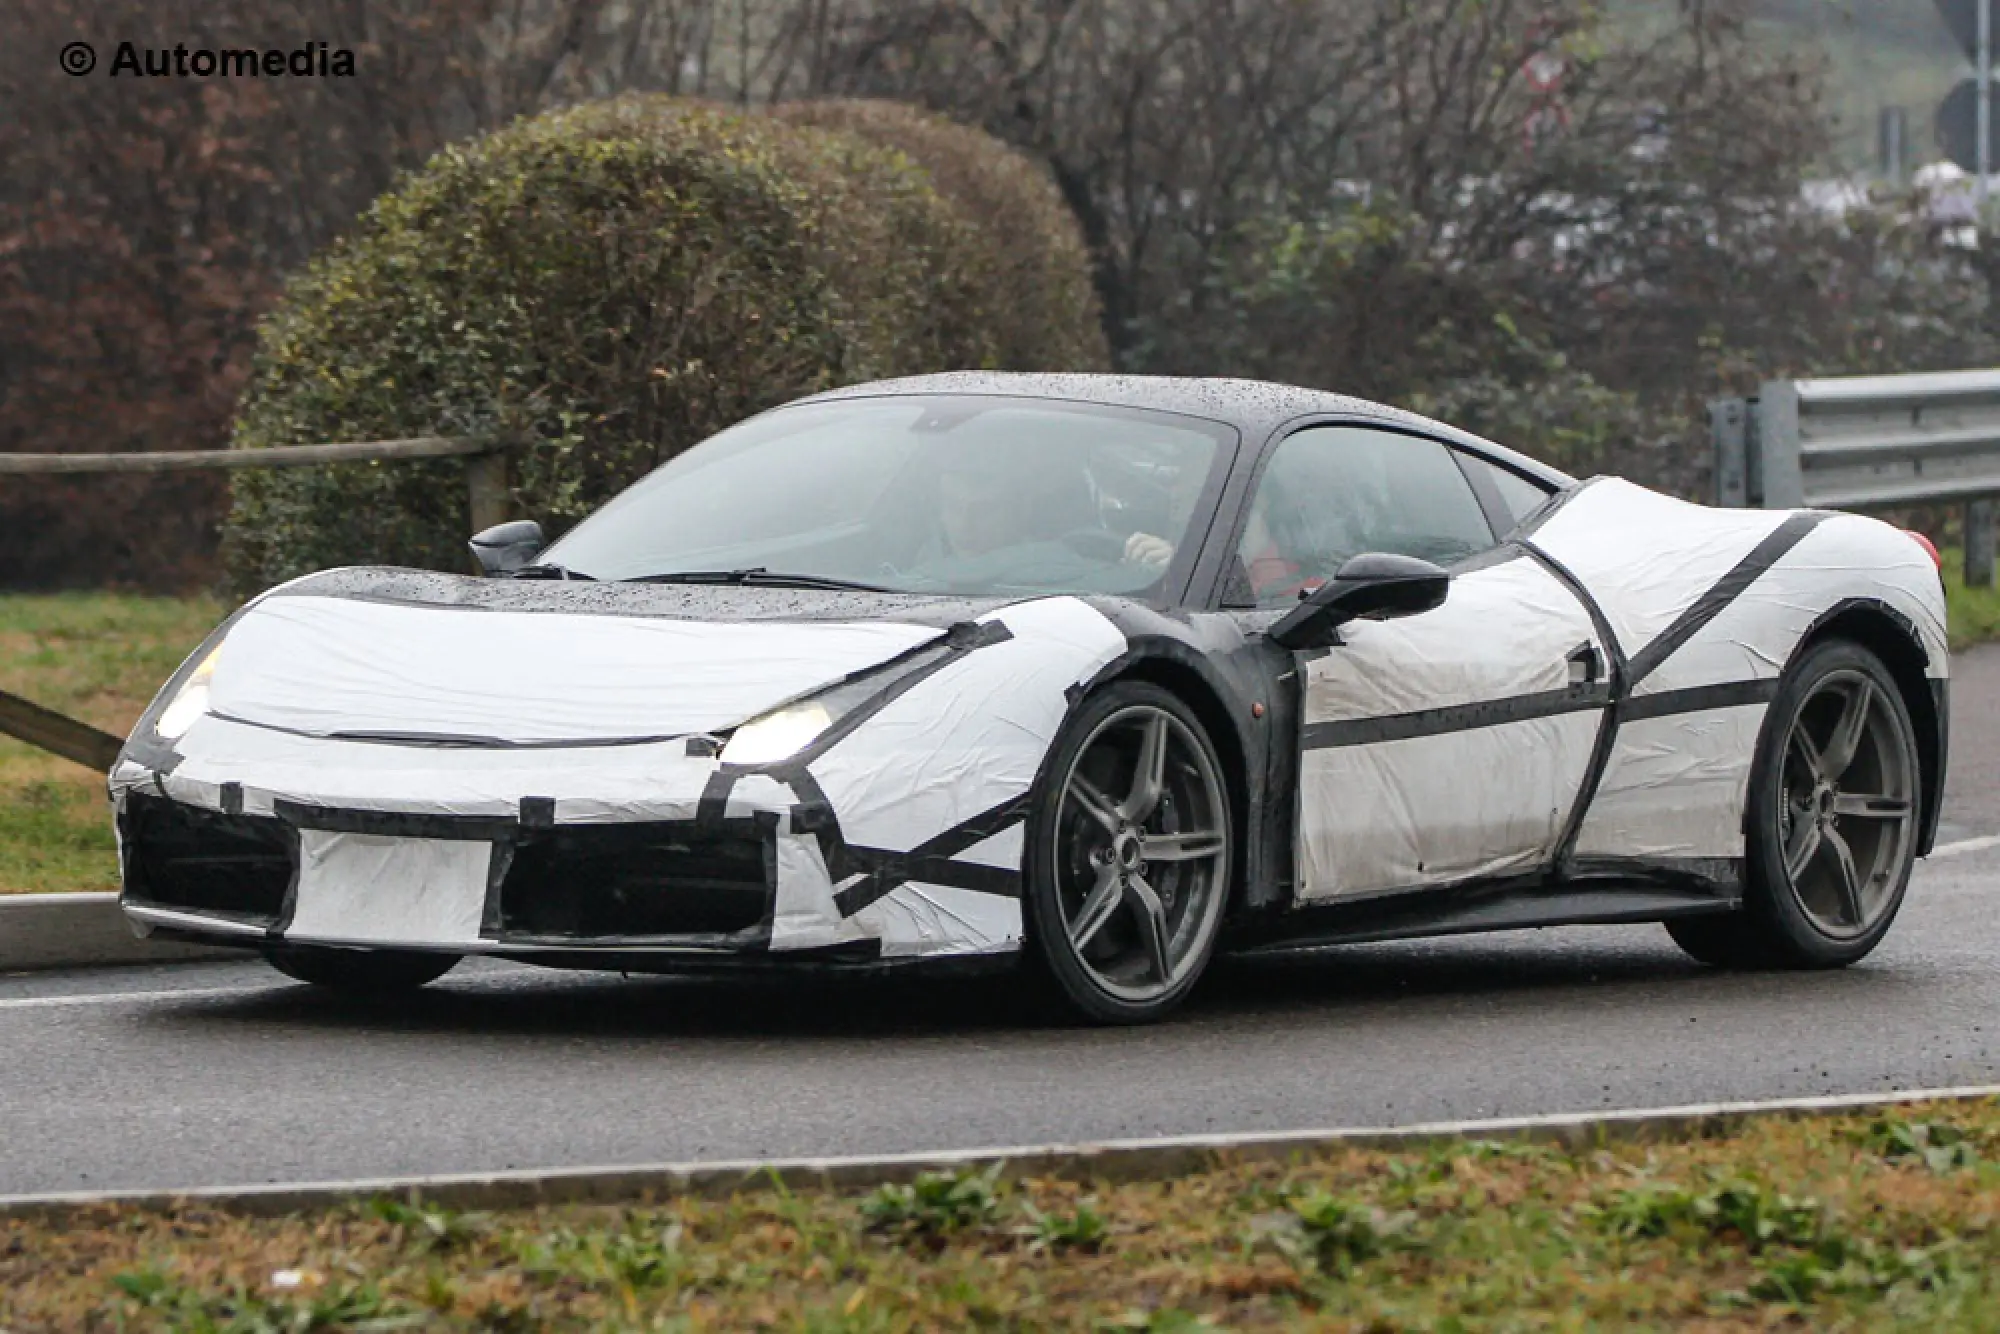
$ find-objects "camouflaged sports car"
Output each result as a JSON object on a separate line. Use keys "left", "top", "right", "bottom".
{"left": 115, "top": 373, "right": 1948, "bottom": 1023}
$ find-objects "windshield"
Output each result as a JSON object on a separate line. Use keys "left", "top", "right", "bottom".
{"left": 542, "top": 395, "right": 1235, "bottom": 597}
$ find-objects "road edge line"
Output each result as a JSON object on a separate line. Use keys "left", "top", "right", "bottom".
{"left": 0, "top": 893, "right": 242, "bottom": 972}
{"left": 6, "top": 1083, "right": 1999, "bottom": 1221}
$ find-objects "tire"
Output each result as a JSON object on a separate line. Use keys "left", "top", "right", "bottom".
{"left": 265, "top": 945, "right": 460, "bottom": 993}
{"left": 1666, "top": 638, "right": 1921, "bottom": 970}
{"left": 1022, "top": 681, "right": 1234, "bottom": 1024}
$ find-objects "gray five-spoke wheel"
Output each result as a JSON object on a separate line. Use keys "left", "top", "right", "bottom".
{"left": 1052, "top": 703, "right": 1230, "bottom": 1004}
{"left": 1776, "top": 668, "right": 1916, "bottom": 940}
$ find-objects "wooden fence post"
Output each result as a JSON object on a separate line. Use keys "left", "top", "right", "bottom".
{"left": 465, "top": 450, "right": 509, "bottom": 533}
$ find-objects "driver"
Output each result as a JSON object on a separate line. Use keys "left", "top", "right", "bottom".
{"left": 1127, "top": 488, "right": 1308, "bottom": 602}
{"left": 935, "top": 448, "right": 1042, "bottom": 558}
{"left": 907, "top": 443, "right": 1150, "bottom": 586}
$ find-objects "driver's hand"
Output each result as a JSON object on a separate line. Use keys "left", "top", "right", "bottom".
{"left": 1124, "top": 532, "right": 1174, "bottom": 568}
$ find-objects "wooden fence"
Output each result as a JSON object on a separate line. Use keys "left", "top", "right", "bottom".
{"left": 2, "top": 435, "right": 510, "bottom": 770}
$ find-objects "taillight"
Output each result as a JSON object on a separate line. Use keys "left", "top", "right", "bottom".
{"left": 1906, "top": 530, "right": 1943, "bottom": 570}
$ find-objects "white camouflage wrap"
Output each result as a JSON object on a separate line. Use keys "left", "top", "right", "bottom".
{"left": 1292, "top": 478, "right": 1947, "bottom": 901}
{"left": 113, "top": 592, "right": 1127, "bottom": 960}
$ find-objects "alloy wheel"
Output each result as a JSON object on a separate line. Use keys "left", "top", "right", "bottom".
{"left": 1775, "top": 668, "right": 1917, "bottom": 940}
{"left": 1051, "top": 703, "right": 1230, "bottom": 1003}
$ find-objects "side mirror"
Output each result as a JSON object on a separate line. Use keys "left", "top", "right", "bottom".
{"left": 1267, "top": 552, "right": 1449, "bottom": 650}
{"left": 468, "top": 519, "right": 544, "bottom": 577}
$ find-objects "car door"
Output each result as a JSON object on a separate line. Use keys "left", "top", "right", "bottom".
{"left": 1226, "top": 424, "right": 1611, "bottom": 902}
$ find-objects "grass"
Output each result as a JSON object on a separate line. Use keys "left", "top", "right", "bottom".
{"left": 6, "top": 1102, "right": 2000, "bottom": 1329}
{"left": 1943, "top": 551, "right": 2000, "bottom": 651}
{"left": 0, "top": 593, "right": 222, "bottom": 894}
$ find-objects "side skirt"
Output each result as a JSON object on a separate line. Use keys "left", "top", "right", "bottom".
{"left": 1224, "top": 860, "right": 1742, "bottom": 955}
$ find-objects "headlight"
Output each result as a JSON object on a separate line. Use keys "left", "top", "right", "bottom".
{"left": 154, "top": 645, "right": 222, "bottom": 740}
{"left": 719, "top": 700, "right": 833, "bottom": 766}
{"left": 715, "top": 635, "right": 968, "bottom": 767}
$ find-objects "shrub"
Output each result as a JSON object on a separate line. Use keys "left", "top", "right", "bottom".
{"left": 770, "top": 99, "right": 1108, "bottom": 372}
{"left": 221, "top": 96, "right": 1102, "bottom": 593}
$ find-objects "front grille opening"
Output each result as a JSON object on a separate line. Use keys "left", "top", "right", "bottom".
{"left": 119, "top": 792, "right": 294, "bottom": 924}
{"left": 497, "top": 823, "right": 772, "bottom": 940}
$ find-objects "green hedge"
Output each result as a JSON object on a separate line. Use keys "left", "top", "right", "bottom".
{"left": 770, "top": 99, "right": 1107, "bottom": 373}
{"left": 221, "top": 97, "right": 1105, "bottom": 593}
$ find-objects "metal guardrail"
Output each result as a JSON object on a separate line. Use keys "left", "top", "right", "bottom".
{"left": 1713, "top": 368, "right": 2000, "bottom": 586}
{"left": 1, "top": 433, "right": 514, "bottom": 768}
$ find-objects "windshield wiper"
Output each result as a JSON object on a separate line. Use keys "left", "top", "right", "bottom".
{"left": 625, "top": 567, "right": 891, "bottom": 592}
{"left": 510, "top": 562, "right": 596, "bottom": 581}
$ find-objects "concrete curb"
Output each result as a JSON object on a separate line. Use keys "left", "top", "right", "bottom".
{"left": 5, "top": 1083, "right": 1998, "bottom": 1220}
{"left": 0, "top": 893, "right": 243, "bottom": 973}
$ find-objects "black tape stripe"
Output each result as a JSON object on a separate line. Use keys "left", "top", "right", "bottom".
{"left": 270, "top": 798, "right": 520, "bottom": 841}
{"left": 1301, "top": 685, "right": 1609, "bottom": 750}
{"left": 782, "top": 766, "right": 852, "bottom": 885}
{"left": 695, "top": 768, "right": 738, "bottom": 830}
{"left": 1624, "top": 512, "right": 1827, "bottom": 688}
{"left": 1622, "top": 678, "right": 1780, "bottom": 722}
{"left": 1519, "top": 541, "right": 1628, "bottom": 875}
{"left": 843, "top": 851, "right": 1021, "bottom": 901}
{"left": 832, "top": 791, "right": 1031, "bottom": 917}
{"left": 761, "top": 619, "right": 1015, "bottom": 770}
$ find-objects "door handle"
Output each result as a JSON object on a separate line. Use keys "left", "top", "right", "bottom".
{"left": 1566, "top": 643, "right": 1602, "bottom": 686}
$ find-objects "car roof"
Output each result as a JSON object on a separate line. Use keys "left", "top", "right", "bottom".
{"left": 794, "top": 372, "right": 1576, "bottom": 489}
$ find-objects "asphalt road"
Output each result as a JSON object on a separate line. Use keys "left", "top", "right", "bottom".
{"left": 3, "top": 647, "right": 1999, "bottom": 1200}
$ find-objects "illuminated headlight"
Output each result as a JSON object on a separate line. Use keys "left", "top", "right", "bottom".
{"left": 716, "top": 637, "right": 963, "bottom": 767}
{"left": 719, "top": 700, "right": 834, "bottom": 766}
{"left": 154, "top": 645, "right": 222, "bottom": 740}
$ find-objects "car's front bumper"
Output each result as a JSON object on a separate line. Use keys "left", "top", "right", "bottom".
{"left": 112, "top": 715, "right": 1028, "bottom": 965}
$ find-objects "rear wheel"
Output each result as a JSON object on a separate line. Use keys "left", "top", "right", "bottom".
{"left": 1666, "top": 639, "right": 1921, "bottom": 969}
{"left": 1023, "top": 682, "right": 1233, "bottom": 1024}
{"left": 266, "top": 945, "right": 460, "bottom": 993}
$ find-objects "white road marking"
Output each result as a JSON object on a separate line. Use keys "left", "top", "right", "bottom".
{"left": 1925, "top": 833, "right": 2000, "bottom": 860}
{"left": 0, "top": 985, "right": 276, "bottom": 1012}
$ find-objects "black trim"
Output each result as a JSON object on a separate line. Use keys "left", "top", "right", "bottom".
{"left": 1452, "top": 447, "right": 1516, "bottom": 540}
{"left": 1624, "top": 512, "right": 1828, "bottom": 688}
{"left": 1447, "top": 542, "right": 1530, "bottom": 575}
{"left": 1301, "top": 685, "right": 1608, "bottom": 750}
{"left": 1928, "top": 676, "right": 1950, "bottom": 856}
{"left": 1510, "top": 475, "right": 1604, "bottom": 541}
{"left": 1229, "top": 861, "right": 1740, "bottom": 954}
{"left": 1622, "top": 678, "right": 1779, "bottom": 722}
{"left": 215, "top": 710, "right": 687, "bottom": 751}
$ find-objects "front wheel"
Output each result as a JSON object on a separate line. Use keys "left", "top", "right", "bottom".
{"left": 1667, "top": 638, "right": 1921, "bottom": 969}
{"left": 266, "top": 945, "right": 460, "bottom": 993}
{"left": 1022, "top": 682, "right": 1234, "bottom": 1024}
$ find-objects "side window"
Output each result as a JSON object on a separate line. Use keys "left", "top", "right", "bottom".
{"left": 1461, "top": 454, "right": 1556, "bottom": 530}
{"left": 1228, "top": 426, "right": 1495, "bottom": 607}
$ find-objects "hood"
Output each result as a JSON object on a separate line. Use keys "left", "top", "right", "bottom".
{"left": 204, "top": 592, "right": 950, "bottom": 746}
